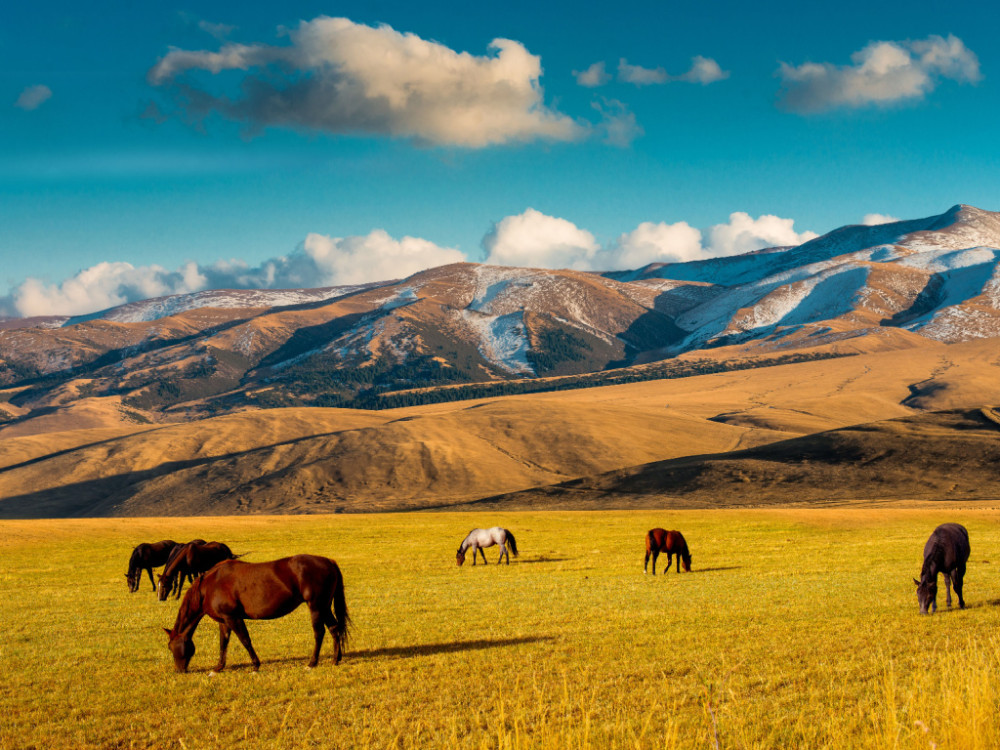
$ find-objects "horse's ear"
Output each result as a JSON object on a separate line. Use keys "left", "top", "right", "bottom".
{"left": 912, "top": 578, "right": 920, "bottom": 586}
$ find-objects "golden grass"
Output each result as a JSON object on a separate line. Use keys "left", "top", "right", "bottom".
{"left": 2, "top": 510, "right": 1000, "bottom": 748}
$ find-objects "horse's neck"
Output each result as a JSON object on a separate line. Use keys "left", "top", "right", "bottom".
{"left": 173, "top": 590, "right": 205, "bottom": 637}
{"left": 920, "top": 556, "right": 939, "bottom": 581}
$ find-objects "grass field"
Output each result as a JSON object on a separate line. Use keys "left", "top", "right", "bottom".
{"left": 3, "top": 510, "right": 1000, "bottom": 749}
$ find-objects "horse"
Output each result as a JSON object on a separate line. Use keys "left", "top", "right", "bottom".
{"left": 161, "top": 539, "right": 205, "bottom": 598}
{"left": 125, "top": 540, "right": 180, "bottom": 592}
{"left": 157, "top": 541, "right": 237, "bottom": 601}
{"left": 644, "top": 529, "right": 692, "bottom": 575}
{"left": 163, "top": 555, "right": 349, "bottom": 673}
{"left": 914, "top": 523, "right": 970, "bottom": 614}
{"left": 456, "top": 527, "right": 519, "bottom": 566}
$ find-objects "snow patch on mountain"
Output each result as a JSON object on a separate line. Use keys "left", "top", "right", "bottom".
{"left": 460, "top": 309, "right": 533, "bottom": 375}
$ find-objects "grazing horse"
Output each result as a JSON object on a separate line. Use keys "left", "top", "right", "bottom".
{"left": 644, "top": 529, "right": 692, "bottom": 575}
{"left": 914, "top": 523, "right": 970, "bottom": 614}
{"left": 456, "top": 527, "right": 519, "bottom": 566}
{"left": 163, "top": 555, "right": 349, "bottom": 673}
{"left": 125, "top": 540, "right": 179, "bottom": 592}
{"left": 161, "top": 539, "right": 205, "bottom": 598}
{"left": 157, "top": 541, "right": 236, "bottom": 601}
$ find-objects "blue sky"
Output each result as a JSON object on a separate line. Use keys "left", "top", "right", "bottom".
{"left": 1, "top": 0, "right": 998, "bottom": 316}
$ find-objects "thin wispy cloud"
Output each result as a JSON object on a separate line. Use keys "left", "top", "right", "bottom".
{"left": 14, "top": 85, "right": 52, "bottom": 111}
{"left": 148, "top": 16, "right": 584, "bottom": 148}
{"left": 616, "top": 56, "right": 728, "bottom": 86}
{"left": 778, "top": 34, "right": 981, "bottom": 113}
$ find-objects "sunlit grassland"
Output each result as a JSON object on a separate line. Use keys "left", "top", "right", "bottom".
{"left": 3, "top": 510, "right": 1000, "bottom": 748}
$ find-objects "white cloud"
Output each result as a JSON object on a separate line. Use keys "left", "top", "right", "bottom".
{"left": 617, "top": 56, "right": 727, "bottom": 86}
{"left": 574, "top": 61, "right": 611, "bottom": 87}
{"left": 14, "top": 85, "right": 52, "bottom": 111}
{"left": 677, "top": 56, "right": 729, "bottom": 84}
{"left": 778, "top": 34, "right": 981, "bottom": 113}
{"left": 592, "top": 99, "right": 643, "bottom": 147}
{"left": 482, "top": 209, "right": 816, "bottom": 272}
{"left": 618, "top": 58, "right": 668, "bottom": 85}
{"left": 861, "top": 213, "right": 900, "bottom": 226}
{"left": 482, "top": 209, "right": 599, "bottom": 270}
{"left": 148, "top": 16, "right": 583, "bottom": 148}
{"left": 607, "top": 221, "right": 704, "bottom": 268}
{"left": 10, "top": 230, "right": 463, "bottom": 317}
{"left": 707, "top": 212, "right": 819, "bottom": 256}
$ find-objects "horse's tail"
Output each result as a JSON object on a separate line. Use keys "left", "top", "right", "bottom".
{"left": 331, "top": 566, "right": 351, "bottom": 655}
{"left": 505, "top": 530, "right": 519, "bottom": 557}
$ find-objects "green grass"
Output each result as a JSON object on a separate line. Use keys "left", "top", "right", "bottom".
{"left": 2, "top": 510, "right": 1000, "bottom": 748}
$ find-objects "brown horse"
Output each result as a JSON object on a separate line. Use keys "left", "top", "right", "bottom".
{"left": 914, "top": 523, "right": 970, "bottom": 614}
{"left": 644, "top": 529, "right": 692, "bottom": 575}
{"left": 125, "top": 540, "right": 180, "bottom": 592}
{"left": 161, "top": 539, "right": 205, "bottom": 598}
{"left": 157, "top": 541, "right": 236, "bottom": 601}
{"left": 163, "top": 555, "right": 349, "bottom": 673}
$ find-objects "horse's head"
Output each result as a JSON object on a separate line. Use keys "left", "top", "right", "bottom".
{"left": 164, "top": 627, "right": 196, "bottom": 672}
{"left": 456, "top": 550, "right": 466, "bottom": 567}
{"left": 914, "top": 577, "right": 937, "bottom": 614}
{"left": 156, "top": 574, "right": 171, "bottom": 602}
{"left": 125, "top": 571, "right": 139, "bottom": 593}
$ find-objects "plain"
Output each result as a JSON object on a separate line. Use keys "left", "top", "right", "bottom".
{"left": 3, "top": 510, "right": 1000, "bottom": 749}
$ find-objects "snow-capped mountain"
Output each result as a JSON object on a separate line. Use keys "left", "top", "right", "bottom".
{"left": 1, "top": 204, "right": 998, "bottom": 418}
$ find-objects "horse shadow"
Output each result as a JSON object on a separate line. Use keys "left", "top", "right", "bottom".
{"left": 517, "top": 556, "right": 572, "bottom": 565}
{"left": 198, "top": 635, "right": 554, "bottom": 671}
{"left": 689, "top": 566, "right": 741, "bottom": 574}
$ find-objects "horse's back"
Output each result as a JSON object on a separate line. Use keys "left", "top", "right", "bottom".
{"left": 204, "top": 555, "right": 341, "bottom": 618}
{"left": 925, "top": 523, "right": 970, "bottom": 571}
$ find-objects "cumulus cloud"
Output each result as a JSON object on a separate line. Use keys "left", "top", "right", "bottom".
{"left": 778, "top": 34, "right": 981, "bottom": 113}
{"left": 14, "top": 85, "right": 52, "bottom": 111}
{"left": 861, "top": 213, "right": 900, "bottom": 226}
{"left": 9, "top": 230, "right": 463, "bottom": 317}
{"left": 148, "top": 16, "right": 583, "bottom": 148}
{"left": 707, "top": 212, "right": 819, "bottom": 256}
{"left": 574, "top": 61, "right": 611, "bottom": 87}
{"left": 482, "top": 209, "right": 816, "bottom": 272}
{"left": 617, "top": 56, "right": 728, "bottom": 86}
{"left": 482, "top": 209, "right": 599, "bottom": 270}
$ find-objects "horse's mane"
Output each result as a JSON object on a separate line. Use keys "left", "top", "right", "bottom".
{"left": 172, "top": 577, "right": 205, "bottom": 633}
{"left": 127, "top": 546, "right": 143, "bottom": 573}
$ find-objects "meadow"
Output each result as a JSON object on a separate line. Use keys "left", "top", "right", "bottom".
{"left": 3, "top": 509, "right": 1000, "bottom": 749}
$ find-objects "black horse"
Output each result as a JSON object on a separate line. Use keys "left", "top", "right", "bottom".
{"left": 125, "top": 540, "right": 180, "bottom": 592}
{"left": 913, "top": 523, "right": 970, "bottom": 614}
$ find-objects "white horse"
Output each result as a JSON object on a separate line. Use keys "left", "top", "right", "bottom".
{"left": 456, "top": 527, "right": 519, "bottom": 566}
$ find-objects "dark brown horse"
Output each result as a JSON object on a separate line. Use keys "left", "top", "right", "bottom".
{"left": 157, "top": 541, "right": 236, "bottom": 601}
{"left": 914, "top": 523, "right": 970, "bottom": 614}
{"left": 160, "top": 539, "right": 206, "bottom": 598}
{"left": 644, "top": 528, "right": 692, "bottom": 575}
{"left": 125, "top": 540, "right": 180, "bottom": 592}
{"left": 163, "top": 555, "right": 349, "bottom": 673}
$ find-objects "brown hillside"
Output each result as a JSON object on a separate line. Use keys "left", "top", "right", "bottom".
{"left": 473, "top": 407, "right": 1000, "bottom": 509}
{"left": 2, "top": 337, "right": 1000, "bottom": 517}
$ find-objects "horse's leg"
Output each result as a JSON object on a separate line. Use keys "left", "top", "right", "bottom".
{"left": 307, "top": 608, "right": 326, "bottom": 668}
{"left": 955, "top": 568, "right": 966, "bottom": 609}
{"left": 945, "top": 572, "right": 953, "bottom": 608}
{"left": 644, "top": 549, "right": 650, "bottom": 574}
{"left": 498, "top": 543, "right": 507, "bottom": 565}
{"left": 228, "top": 617, "right": 261, "bottom": 671}
{"left": 664, "top": 553, "right": 673, "bottom": 573}
{"left": 651, "top": 549, "right": 658, "bottom": 575}
{"left": 213, "top": 622, "right": 232, "bottom": 673}
{"left": 146, "top": 567, "right": 156, "bottom": 591}
{"left": 322, "top": 608, "right": 342, "bottom": 665}
{"left": 478, "top": 547, "right": 488, "bottom": 565}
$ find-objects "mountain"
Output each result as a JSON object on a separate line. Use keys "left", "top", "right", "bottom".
{"left": 1, "top": 204, "right": 999, "bottom": 434}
